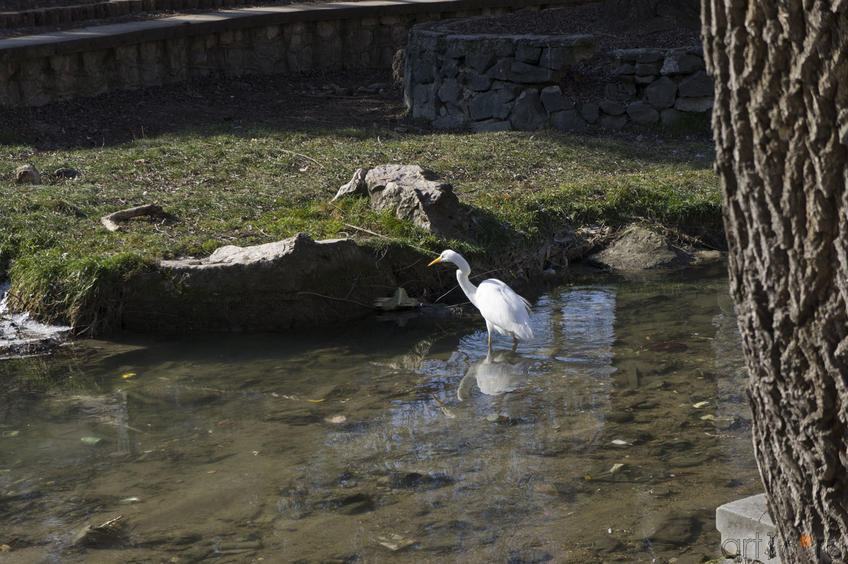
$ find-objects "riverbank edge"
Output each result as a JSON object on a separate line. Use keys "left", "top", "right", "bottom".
{"left": 0, "top": 218, "right": 726, "bottom": 338}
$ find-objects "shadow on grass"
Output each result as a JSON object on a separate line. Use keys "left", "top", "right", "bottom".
{"left": 1, "top": 69, "right": 713, "bottom": 166}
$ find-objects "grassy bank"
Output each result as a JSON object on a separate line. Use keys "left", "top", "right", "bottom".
{"left": 1, "top": 125, "right": 719, "bottom": 331}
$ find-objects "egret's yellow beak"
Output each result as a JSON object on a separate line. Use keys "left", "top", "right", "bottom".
{"left": 427, "top": 257, "right": 443, "bottom": 267}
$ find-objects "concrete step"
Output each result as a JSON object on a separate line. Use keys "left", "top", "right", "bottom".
{"left": 716, "top": 494, "right": 780, "bottom": 564}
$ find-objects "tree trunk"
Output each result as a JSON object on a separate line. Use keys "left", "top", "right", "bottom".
{"left": 702, "top": 1, "right": 848, "bottom": 562}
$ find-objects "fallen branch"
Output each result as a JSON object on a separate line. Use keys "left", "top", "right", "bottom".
{"left": 344, "top": 223, "right": 390, "bottom": 240}
{"left": 280, "top": 148, "right": 324, "bottom": 169}
{"left": 101, "top": 204, "right": 165, "bottom": 232}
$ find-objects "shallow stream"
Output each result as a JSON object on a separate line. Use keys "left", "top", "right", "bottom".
{"left": 0, "top": 263, "right": 760, "bottom": 563}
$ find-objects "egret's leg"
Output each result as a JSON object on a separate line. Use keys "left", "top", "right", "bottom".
{"left": 512, "top": 336, "right": 518, "bottom": 352}
{"left": 485, "top": 320, "right": 494, "bottom": 354}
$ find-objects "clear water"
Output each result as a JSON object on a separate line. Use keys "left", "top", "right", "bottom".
{"left": 0, "top": 263, "right": 760, "bottom": 563}
{"left": 0, "top": 280, "right": 71, "bottom": 359}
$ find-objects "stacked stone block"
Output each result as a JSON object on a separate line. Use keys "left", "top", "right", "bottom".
{"left": 404, "top": 21, "right": 714, "bottom": 132}
{"left": 0, "top": 1, "right": 540, "bottom": 107}
{"left": 609, "top": 47, "right": 713, "bottom": 128}
{"left": 404, "top": 28, "right": 595, "bottom": 132}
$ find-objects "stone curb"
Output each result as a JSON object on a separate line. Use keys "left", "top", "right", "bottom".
{"left": 0, "top": 0, "right": 592, "bottom": 107}
{"left": 0, "top": 0, "right": 587, "bottom": 62}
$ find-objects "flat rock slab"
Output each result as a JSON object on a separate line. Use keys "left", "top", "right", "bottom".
{"left": 589, "top": 224, "right": 693, "bottom": 272}
{"left": 123, "top": 233, "right": 396, "bottom": 333}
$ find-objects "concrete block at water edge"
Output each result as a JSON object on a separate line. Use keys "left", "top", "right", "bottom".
{"left": 716, "top": 494, "right": 780, "bottom": 564}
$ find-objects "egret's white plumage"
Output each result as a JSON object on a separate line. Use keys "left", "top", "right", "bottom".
{"left": 428, "top": 249, "right": 533, "bottom": 353}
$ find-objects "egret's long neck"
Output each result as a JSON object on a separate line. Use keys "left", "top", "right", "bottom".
{"left": 453, "top": 257, "right": 477, "bottom": 304}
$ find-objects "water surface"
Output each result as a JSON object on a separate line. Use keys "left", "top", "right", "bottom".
{"left": 0, "top": 263, "right": 760, "bottom": 562}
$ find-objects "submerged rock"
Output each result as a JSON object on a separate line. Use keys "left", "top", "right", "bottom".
{"left": 388, "top": 471, "right": 454, "bottom": 490}
{"left": 72, "top": 515, "right": 128, "bottom": 548}
{"left": 647, "top": 511, "right": 703, "bottom": 549}
{"left": 589, "top": 224, "right": 693, "bottom": 272}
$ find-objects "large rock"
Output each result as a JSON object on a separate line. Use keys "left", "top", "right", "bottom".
{"left": 334, "top": 165, "right": 469, "bottom": 238}
{"left": 539, "top": 35, "right": 595, "bottom": 69}
{"left": 123, "top": 233, "right": 397, "bottom": 333}
{"left": 411, "top": 83, "right": 437, "bottom": 120}
{"left": 675, "top": 96, "right": 714, "bottom": 112}
{"left": 437, "top": 78, "right": 460, "bottom": 104}
{"left": 433, "top": 106, "right": 467, "bottom": 129}
{"left": 578, "top": 101, "right": 600, "bottom": 123}
{"left": 460, "top": 69, "right": 492, "bottom": 91}
{"left": 470, "top": 89, "right": 513, "bottom": 120}
{"left": 508, "top": 61, "right": 553, "bottom": 83}
{"left": 590, "top": 225, "right": 693, "bottom": 271}
{"left": 14, "top": 164, "right": 41, "bottom": 185}
{"left": 627, "top": 101, "right": 660, "bottom": 124}
{"left": 551, "top": 109, "right": 586, "bottom": 131}
{"left": 645, "top": 76, "right": 678, "bottom": 109}
{"left": 599, "top": 99, "right": 626, "bottom": 116}
{"left": 604, "top": 80, "right": 636, "bottom": 102}
{"left": 660, "top": 50, "right": 705, "bottom": 75}
{"left": 509, "top": 89, "right": 547, "bottom": 130}
{"left": 540, "top": 85, "right": 569, "bottom": 113}
{"left": 678, "top": 70, "right": 715, "bottom": 98}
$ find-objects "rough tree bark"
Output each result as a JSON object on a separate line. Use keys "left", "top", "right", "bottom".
{"left": 702, "top": 1, "right": 848, "bottom": 562}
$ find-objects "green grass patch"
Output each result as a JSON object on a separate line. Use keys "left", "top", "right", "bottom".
{"left": 1, "top": 126, "right": 718, "bottom": 329}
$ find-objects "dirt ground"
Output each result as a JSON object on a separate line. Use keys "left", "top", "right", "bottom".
{"left": 1, "top": 69, "right": 408, "bottom": 150}
{"left": 1, "top": 4, "right": 703, "bottom": 151}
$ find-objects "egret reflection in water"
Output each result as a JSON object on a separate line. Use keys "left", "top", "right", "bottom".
{"left": 0, "top": 264, "right": 761, "bottom": 563}
{"left": 457, "top": 351, "right": 534, "bottom": 400}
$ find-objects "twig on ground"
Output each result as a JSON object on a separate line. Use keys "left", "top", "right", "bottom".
{"left": 280, "top": 148, "right": 324, "bottom": 169}
{"left": 101, "top": 204, "right": 165, "bottom": 232}
{"left": 344, "top": 223, "right": 390, "bottom": 240}
{"left": 342, "top": 223, "right": 431, "bottom": 255}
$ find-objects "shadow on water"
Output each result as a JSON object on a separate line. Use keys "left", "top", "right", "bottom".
{"left": 0, "top": 263, "right": 759, "bottom": 562}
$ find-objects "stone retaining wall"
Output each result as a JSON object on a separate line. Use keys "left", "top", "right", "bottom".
{"left": 0, "top": 0, "right": 588, "bottom": 107}
{"left": 404, "top": 18, "right": 713, "bottom": 132}
{"left": 603, "top": 46, "right": 712, "bottom": 128}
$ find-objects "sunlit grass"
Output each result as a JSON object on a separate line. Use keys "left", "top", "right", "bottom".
{"left": 0, "top": 125, "right": 719, "bottom": 328}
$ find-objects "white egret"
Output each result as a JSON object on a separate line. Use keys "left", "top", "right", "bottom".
{"left": 428, "top": 250, "right": 533, "bottom": 353}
